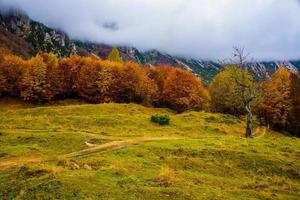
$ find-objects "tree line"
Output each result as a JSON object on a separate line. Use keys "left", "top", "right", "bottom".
{"left": 209, "top": 65, "right": 300, "bottom": 137}
{"left": 0, "top": 47, "right": 207, "bottom": 113}
{"left": 0, "top": 47, "right": 299, "bottom": 137}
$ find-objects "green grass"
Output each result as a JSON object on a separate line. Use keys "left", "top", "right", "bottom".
{"left": 0, "top": 98, "right": 299, "bottom": 199}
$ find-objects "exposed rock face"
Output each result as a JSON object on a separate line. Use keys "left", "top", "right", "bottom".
{"left": 0, "top": 27, "right": 33, "bottom": 57}
{"left": 0, "top": 8, "right": 77, "bottom": 57}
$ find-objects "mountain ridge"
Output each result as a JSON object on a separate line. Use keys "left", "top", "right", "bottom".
{"left": 0, "top": 8, "right": 299, "bottom": 82}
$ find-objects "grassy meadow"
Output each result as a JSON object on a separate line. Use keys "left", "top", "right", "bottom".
{"left": 0, "top": 98, "right": 299, "bottom": 199}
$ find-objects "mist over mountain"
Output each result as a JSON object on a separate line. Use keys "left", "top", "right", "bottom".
{"left": 1, "top": 0, "right": 300, "bottom": 60}
{"left": 0, "top": 7, "right": 299, "bottom": 83}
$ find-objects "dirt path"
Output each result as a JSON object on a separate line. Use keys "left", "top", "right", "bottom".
{"left": 0, "top": 155, "right": 43, "bottom": 171}
{"left": 0, "top": 137, "right": 181, "bottom": 170}
{"left": 65, "top": 137, "right": 181, "bottom": 158}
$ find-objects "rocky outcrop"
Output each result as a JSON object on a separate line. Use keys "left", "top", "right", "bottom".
{"left": 0, "top": 8, "right": 77, "bottom": 57}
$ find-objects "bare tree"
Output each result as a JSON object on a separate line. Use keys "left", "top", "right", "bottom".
{"left": 219, "top": 46, "right": 257, "bottom": 138}
{"left": 232, "top": 46, "right": 257, "bottom": 138}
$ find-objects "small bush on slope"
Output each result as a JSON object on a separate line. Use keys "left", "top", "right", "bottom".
{"left": 151, "top": 114, "right": 170, "bottom": 125}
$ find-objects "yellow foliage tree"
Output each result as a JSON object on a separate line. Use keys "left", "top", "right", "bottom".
{"left": 209, "top": 65, "right": 253, "bottom": 116}
{"left": 21, "top": 53, "right": 60, "bottom": 103}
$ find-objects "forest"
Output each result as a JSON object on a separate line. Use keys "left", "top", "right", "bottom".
{"left": 0, "top": 47, "right": 299, "bottom": 137}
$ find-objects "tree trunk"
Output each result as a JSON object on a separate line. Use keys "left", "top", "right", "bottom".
{"left": 245, "top": 102, "right": 253, "bottom": 138}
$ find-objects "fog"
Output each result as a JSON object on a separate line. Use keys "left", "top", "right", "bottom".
{"left": 1, "top": 0, "right": 300, "bottom": 60}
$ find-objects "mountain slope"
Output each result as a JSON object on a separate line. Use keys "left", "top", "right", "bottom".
{"left": 0, "top": 9, "right": 77, "bottom": 57}
{"left": 0, "top": 9, "right": 299, "bottom": 82}
{"left": 0, "top": 100, "right": 299, "bottom": 199}
{"left": 75, "top": 42, "right": 300, "bottom": 82}
{"left": 0, "top": 12, "right": 33, "bottom": 58}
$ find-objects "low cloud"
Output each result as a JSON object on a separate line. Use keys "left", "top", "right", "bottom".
{"left": 1, "top": 0, "right": 300, "bottom": 60}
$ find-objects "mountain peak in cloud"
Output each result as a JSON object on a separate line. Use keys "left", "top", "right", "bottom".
{"left": 1, "top": 0, "right": 300, "bottom": 60}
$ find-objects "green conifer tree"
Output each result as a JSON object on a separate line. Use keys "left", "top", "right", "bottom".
{"left": 108, "top": 47, "right": 123, "bottom": 63}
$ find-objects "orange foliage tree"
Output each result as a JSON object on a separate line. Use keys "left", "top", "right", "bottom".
{"left": 0, "top": 54, "right": 26, "bottom": 97}
{"left": 0, "top": 47, "right": 11, "bottom": 63}
{"left": 111, "top": 62, "right": 157, "bottom": 105}
{"left": 162, "top": 67, "right": 207, "bottom": 112}
{"left": 76, "top": 59, "right": 158, "bottom": 105}
{"left": 58, "top": 55, "right": 86, "bottom": 97}
{"left": 0, "top": 50, "right": 207, "bottom": 112}
{"left": 148, "top": 66, "right": 173, "bottom": 107}
{"left": 76, "top": 57, "right": 107, "bottom": 103}
{"left": 262, "top": 67, "right": 292, "bottom": 130}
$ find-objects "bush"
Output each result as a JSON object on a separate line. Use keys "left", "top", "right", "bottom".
{"left": 151, "top": 114, "right": 170, "bottom": 125}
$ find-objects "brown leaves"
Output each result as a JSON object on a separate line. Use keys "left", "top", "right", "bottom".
{"left": 0, "top": 52, "right": 207, "bottom": 112}
{"left": 0, "top": 54, "right": 27, "bottom": 97}
{"left": 151, "top": 66, "right": 207, "bottom": 113}
{"left": 263, "top": 67, "right": 293, "bottom": 129}
{"left": 21, "top": 54, "right": 59, "bottom": 103}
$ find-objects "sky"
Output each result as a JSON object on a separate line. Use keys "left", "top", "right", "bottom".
{"left": 1, "top": 0, "right": 300, "bottom": 60}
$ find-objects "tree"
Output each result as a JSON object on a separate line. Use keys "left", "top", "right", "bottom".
{"left": 21, "top": 55, "right": 46, "bottom": 102}
{"left": 110, "top": 62, "right": 156, "bottom": 104}
{"left": 96, "top": 62, "right": 118, "bottom": 103}
{"left": 263, "top": 67, "right": 293, "bottom": 130}
{"left": 76, "top": 60, "right": 157, "bottom": 105}
{"left": 58, "top": 55, "right": 86, "bottom": 97}
{"left": 162, "top": 68, "right": 207, "bottom": 113}
{"left": 289, "top": 72, "right": 300, "bottom": 136}
{"left": 108, "top": 47, "right": 123, "bottom": 63}
{"left": 39, "top": 53, "right": 62, "bottom": 97}
{"left": 21, "top": 54, "right": 60, "bottom": 103}
{"left": 0, "top": 54, "right": 26, "bottom": 97}
{"left": 217, "top": 47, "right": 257, "bottom": 138}
{"left": 148, "top": 66, "right": 174, "bottom": 107}
{"left": 138, "top": 68, "right": 158, "bottom": 106}
{"left": 76, "top": 57, "right": 106, "bottom": 103}
{"left": 0, "top": 47, "right": 11, "bottom": 63}
{"left": 209, "top": 65, "right": 249, "bottom": 116}
{"left": 232, "top": 47, "right": 258, "bottom": 138}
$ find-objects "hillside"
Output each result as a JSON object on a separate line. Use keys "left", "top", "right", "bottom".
{"left": 0, "top": 100, "right": 299, "bottom": 199}
{"left": 0, "top": 8, "right": 77, "bottom": 58}
{"left": 0, "top": 23, "right": 33, "bottom": 58}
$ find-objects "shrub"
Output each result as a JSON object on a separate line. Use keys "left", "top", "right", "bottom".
{"left": 151, "top": 114, "right": 170, "bottom": 125}
{"left": 205, "top": 115, "right": 217, "bottom": 123}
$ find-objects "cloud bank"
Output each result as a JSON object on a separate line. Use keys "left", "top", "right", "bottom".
{"left": 1, "top": 0, "right": 300, "bottom": 60}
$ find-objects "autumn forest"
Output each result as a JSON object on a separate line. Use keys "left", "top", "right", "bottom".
{"left": 1, "top": 1, "right": 300, "bottom": 198}
{"left": 0, "top": 47, "right": 299, "bottom": 137}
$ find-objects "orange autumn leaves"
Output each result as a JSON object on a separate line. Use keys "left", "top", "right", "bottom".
{"left": 161, "top": 69, "right": 207, "bottom": 112}
{"left": 208, "top": 66, "right": 300, "bottom": 136}
{"left": 262, "top": 68, "right": 293, "bottom": 129}
{"left": 0, "top": 49, "right": 208, "bottom": 112}
{"left": 261, "top": 68, "right": 300, "bottom": 134}
{"left": 0, "top": 46, "right": 299, "bottom": 135}
{"left": 0, "top": 52, "right": 27, "bottom": 97}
